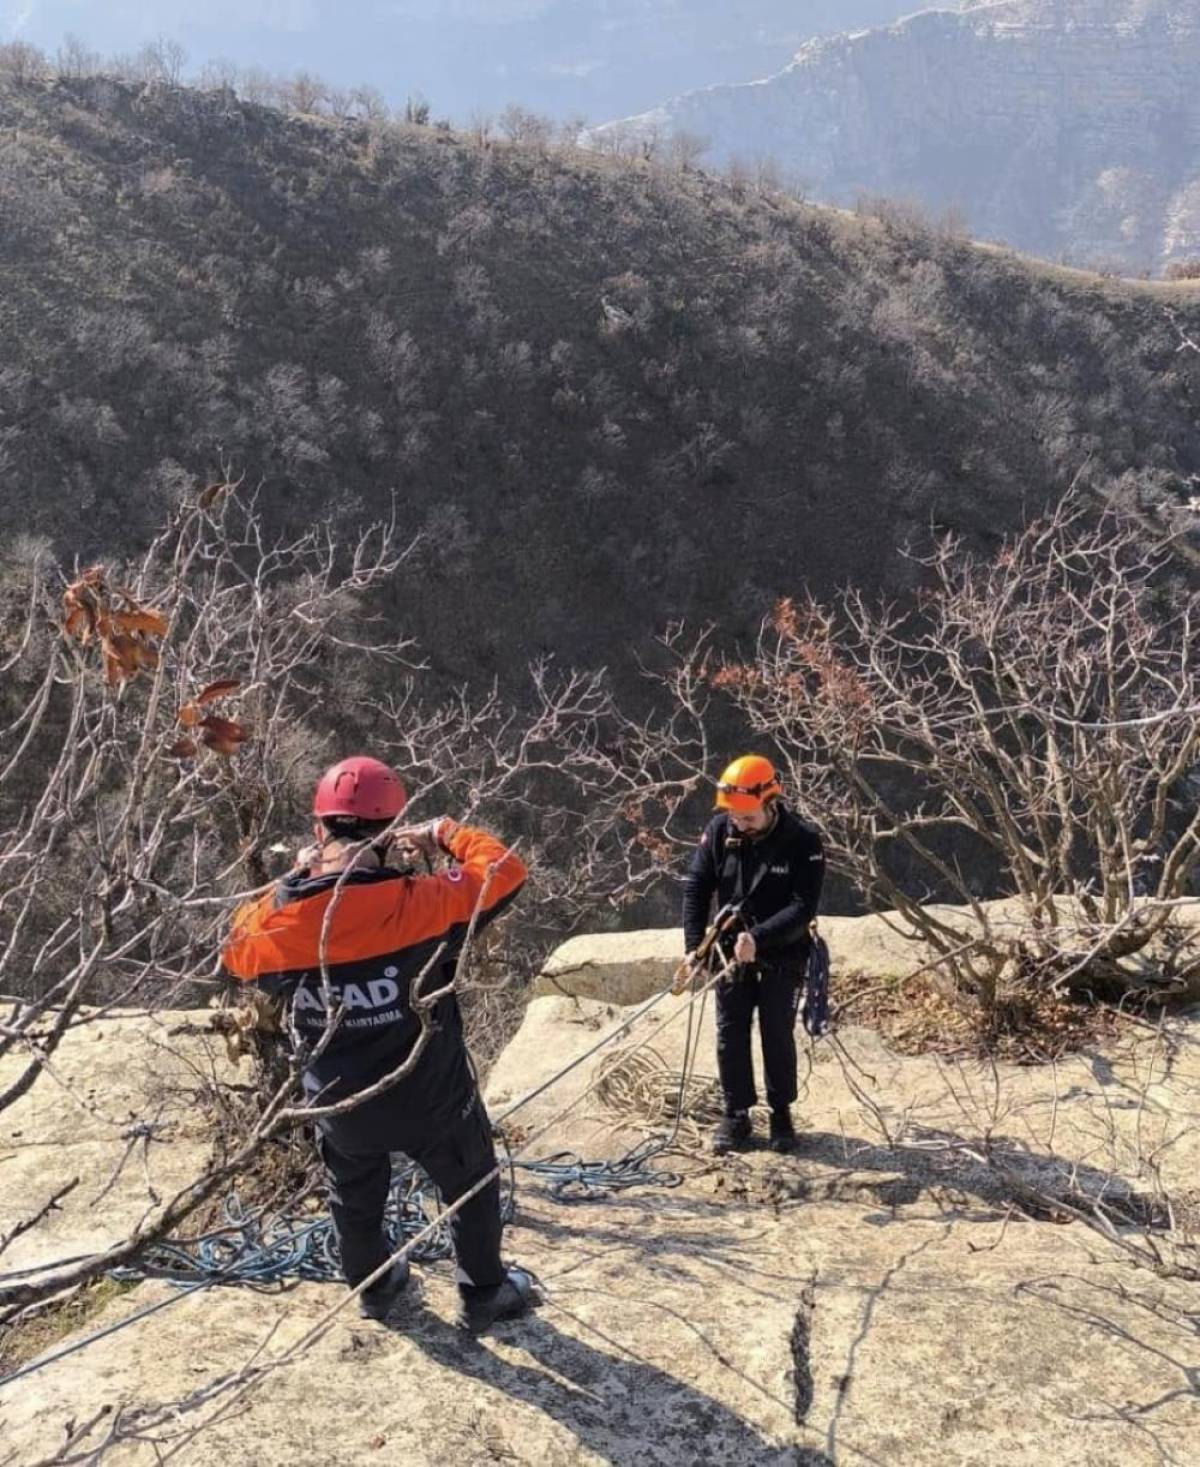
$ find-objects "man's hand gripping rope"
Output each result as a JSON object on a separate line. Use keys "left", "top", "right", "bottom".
{"left": 672, "top": 902, "right": 745, "bottom": 996}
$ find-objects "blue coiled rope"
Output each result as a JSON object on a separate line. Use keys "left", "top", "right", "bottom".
{"left": 513, "top": 971, "right": 710, "bottom": 1204}
{"left": 118, "top": 1156, "right": 517, "bottom": 1286}
{"left": 515, "top": 1137, "right": 683, "bottom": 1203}
{"left": 116, "top": 1139, "right": 683, "bottom": 1283}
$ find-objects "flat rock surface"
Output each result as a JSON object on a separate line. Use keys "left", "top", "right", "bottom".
{"left": 2, "top": 987, "right": 1198, "bottom": 1465}
{"left": 0, "top": 1010, "right": 235, "bottom": 1273}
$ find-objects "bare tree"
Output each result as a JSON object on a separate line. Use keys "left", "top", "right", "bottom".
{"left": 667, "top": 130, "right": 711, "bottom": 173}
{"left": 0, "top": 476, "right": 645, "bottom": 1321}
{"left": 706, "top": 500, "right": 1200, "bottom": 1018}
{"left": 590, "top": 122, "right": 638, "bottom": 163}
{"left": 0, "top": 41, "right": 49, "bottom": 84}
{"left": 588, "top": 498, "right": 1200, "bottom": 1032}
{"left": 468, "top": 110, "right": 494, "bottom": 149}
{"left": 635, "top": 122, "right": 663, "bottom": 163}
{"left": 55, "top": 34, "right": 102, "bottom": 80}
{"left": 326, "top": 86, "right": 354, "bottom": 121}
{"left": 557, "top": 114, "right": 588, "bottom": 150}
{"left": 128, "top": 37, "right": 188, "bottom": 87}
{"left": 0, "top": 477, "right": 415, "bottom": 1314}
{"left": 753, "top": 154, "right": 782, "bottom": 195}
{"left": 237, "top": 67, "right": 278, "bottom": 107}
{"left": 279, "top": 71, "right": 328, "bottom": 116}
{"left": 197, "top": 57, "right": 240, "bottom": 92}
{"left": 725, "top": 155, "right": 752, "bottom": 202}
{"left": 498, "top": 104, "right": 554, "bottom": 152}
{"left": 349, "top": 84, "right": 389, "bottom": 123}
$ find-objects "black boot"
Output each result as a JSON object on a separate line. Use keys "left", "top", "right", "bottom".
{"left": 712, "top": 1110, "right": 752, "bottom": 1155}
{"left": 457, "top": 1265, "right": 538, "bottom": 1335}
{"left": 769, "top": 1108, "right": 796, "bottom": 1154}
{"left": 358, "top": 1258, "right": 411, "bottom": 1321}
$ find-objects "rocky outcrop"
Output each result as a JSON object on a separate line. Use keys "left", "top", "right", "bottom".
{"left": 592, "top": 0, "right": 1200, "bottom": 273}
{"left": 531, "top": 898, "right": 1200, "bottom": 1006}
{"left": 3, "top": 952, "right": 1198, "bottom": 1463}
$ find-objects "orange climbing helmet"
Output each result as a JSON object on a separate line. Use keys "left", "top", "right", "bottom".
{"left": 714, "top": 754, "right": 781, "bottom": 813}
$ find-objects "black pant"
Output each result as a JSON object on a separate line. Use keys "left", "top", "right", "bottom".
{"left": 714, "top": 966, "right": 802, "bottom": 1114}
{"left": 317, "top": 1089, "right": 505, "bottom": 1291}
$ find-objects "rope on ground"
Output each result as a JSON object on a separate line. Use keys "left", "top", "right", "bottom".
{"left": 594, "top": 1044, "right": 724, "bottom": 1147}
{"left": 113, "top": 1156, "right": 519, "bottom": 1286}
{"left": 515, "top": 1136, "right": 686, "bottom": 1202}
{"left": 0, "top": 1279, "right": 216, "bottom": 1391}
{"left": 516, "top": 958, "right": 719, "bottom": 1200}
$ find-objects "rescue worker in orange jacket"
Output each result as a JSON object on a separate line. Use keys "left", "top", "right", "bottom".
{"left": 222, "top": 755, "right": 536, "bottom": 1332}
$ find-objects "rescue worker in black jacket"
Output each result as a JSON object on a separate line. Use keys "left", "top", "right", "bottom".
{"left": 222, "top": 755, "right": 536, "bottom": 1332}
{"left": 682, "top": 754, "right": 825, "bottom": 1154}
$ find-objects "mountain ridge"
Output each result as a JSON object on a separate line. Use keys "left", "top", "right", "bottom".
{"left": 0, "top": 74, "right": 1198, "bottom": 695}
{"left": 592, "top": 0, "right": 1200, "bottom": 274}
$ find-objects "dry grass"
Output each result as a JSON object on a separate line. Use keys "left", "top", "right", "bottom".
{"left": 836, "top": 969, "right": 1122, "bottom": 1064}
{"left": 0, "top": 1276, "right": 139, "bottom": 1377}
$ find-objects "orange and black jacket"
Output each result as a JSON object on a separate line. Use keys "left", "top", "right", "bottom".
{"left": 221, "top": 822, "right": 526, "bottom": 1114}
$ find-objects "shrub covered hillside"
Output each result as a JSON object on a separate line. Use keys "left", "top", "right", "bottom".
{"left": 1, "top": 75, "right": 1198, "bottom": 689}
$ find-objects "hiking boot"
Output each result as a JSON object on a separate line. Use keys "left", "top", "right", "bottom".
{"left": 357, "top": 1258, "right": 411, "bottom": 1321}
{"left": 712, "top": 1110, "right": 752, "bottom": 1155}
{"left": 456, "top": 1265, "right": 538, "bottom": 1335}
{"left": 768, "top": 1108, "right": 796, "bottom": 1154}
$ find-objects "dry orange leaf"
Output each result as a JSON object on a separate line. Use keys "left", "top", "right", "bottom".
{"left": 201, "top": 730, "right": 249, "bottom": 756}
{"left": 199, "top": 715, "right": 247, "bottom": 738}
{"left": 63, "top": 602, "right": 92, "bottom": 642}
{"left": 178, "top": 703, "right": 201, "bottom": 727}
{"left": 111, "top": 608, "right": 169, "bottom": 638}
{"left": 101, "top": 634, "right": 145, "bottom": 684}
{"left": 64, "top": 567, "right": 168, "bottom": 684}
{"left": 196, "top": 678, "right": 242, "bottom": 703}
{"left": 199, "top": 715, "right": 250, "bottom": 756}
{"left": 62, "top": 583, "right": 99, "bottom": 644}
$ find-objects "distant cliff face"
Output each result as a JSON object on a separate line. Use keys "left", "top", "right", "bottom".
{"left": 593, "top": 0, "right": 1200, "bottom": 273}
{"left": 310, "top": 0, "right": 925, "bottom": 123}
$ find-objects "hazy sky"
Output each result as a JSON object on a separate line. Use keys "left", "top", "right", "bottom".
{"left": 0, "top": 1, "right": 923, "bottom": 122}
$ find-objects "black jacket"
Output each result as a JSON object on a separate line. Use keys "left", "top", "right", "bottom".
{"left": 682, "top": 806, "right": 825, "bottom": 969}
{"left": 221, "top": 822, "right": 525, "bottom": 1128}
